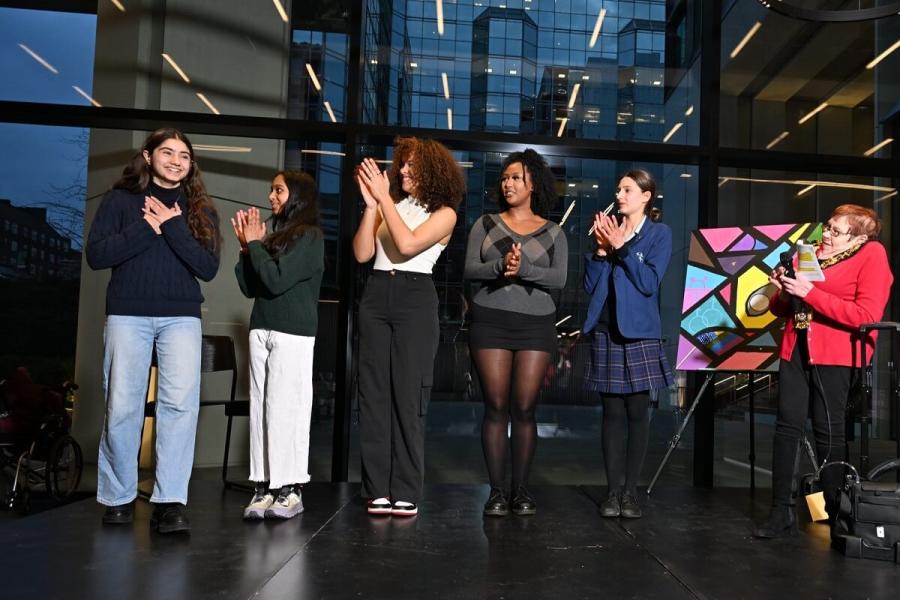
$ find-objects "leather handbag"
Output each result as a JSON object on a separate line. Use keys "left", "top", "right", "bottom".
{"left": 831, "top": 458, "right": 900, "bottom": 562}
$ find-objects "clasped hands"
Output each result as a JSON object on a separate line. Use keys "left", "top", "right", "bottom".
{"left": 592, "top": 211, "right": 626, "bottom": 256}
{"left": 504, "top": 243, "right": 522, "bottom": 278}
{"left": 355, "top": 157, "right": 391, "bottom": 209}
{"left": 768, "top": 266, "right": 814, "bottom": 299}
{"left": 142, "top": 196, "right": 181, "bottom": 234}
{"left": 230, "top": 207, "right": 267, "bottom": 253}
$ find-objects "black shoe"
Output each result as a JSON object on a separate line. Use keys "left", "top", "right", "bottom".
{"left": 599, "top": 492, "right": 620, "bottom": 518}
{"left": 752, "top": 505, "right": 798, "bottom": 539}
{"left": 150, "top": 503, "right": 191, "bottom": 534}
{"left": 483, "top": 487, "right": 509, "bottom": 517}
{"left": 620, "top": 492, "right": 642, "bottom": 519}
{"left": 510, "top": 486, "right": 536, "bottom": 516}
{"left": 102, "top": 502, "right": 134, "bottom": 525}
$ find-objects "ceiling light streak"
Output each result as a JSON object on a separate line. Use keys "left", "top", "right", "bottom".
{"left": 196, "top": 93, "right": 220, "bottom": 114}
{"left": 555, "top": 315, "right": 572, "bottom": 327}
{"left": 447, "top": 108, "right": 453, "bottom": 130}
{"left": 798, "top": 102, "right": 828, "bottom": 125}
{"left": 110, "top": 0, "right": 126, "bottom": 11}
{"left": 559, "top": 200, "right": 576, "bottom": 226}
{"left": 301, "top": 149, "right": 346, "bottom": 157}
{"left": 684, "top": 105, "right": 694, "bottom": 117}
{"left": 796, "top": 184, "right": 816, "bottom": 197}
{"left": 662, "top": 122, "right": 683, "bottom": 143}
{"left": 193, "top": 144, "right": 252, "bottom": 153}
{"left": 162, "top": 53, "right": 190, "bottom": 83}
{"left": 18, "top": 44, "right": 58, "bottom": 74}
{"left": 306, "top": 63, "right": 322, "bottom": 91}
{"left": 863, "top": 138, "right": 893, "bottom": 157}
{"left": 875, "top": 190, "right": 897, "bottom": 202}
{"left": 730, "top": 21, "right": 762, "bottom": 59}
{"left": 866, "top": 39, "right": 900, "bottom": 69}
{"left": 441, "top": 72, "right": 450, "bottom": 99}
{"left": 271, "top": 0, "right": 289, "bottom": 23}
{"left": 722, "top": 176, "right": 894, "bottom": 193}
{"left": 567, "top": 83, "right": 581, "bottom": 109}
{"left": 436, "top": 0, "right": 444, "bottom": 35}
{"left": 72, "top": 86, "right": 101, "bottom": 107}
{"left": 765, "top": 131, "right": 790, "bottom": 149}
{"left": 588, "top": 8, "right": 607, "bottom": 48}
{"left": 556, "top": 118, "right": 568, "bottom": 138}
{"left": 323, "top": 101, "right": 337, "bottom": 122}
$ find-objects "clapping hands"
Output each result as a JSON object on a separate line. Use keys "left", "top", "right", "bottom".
{"left": 231, "top": 207, "right": 267, "bottom": 252}
{"left": 356, "top": 158, "right": 391, "bottom": 207}
{"left": 504, "top": 242, "right": 522, "bottom": 277}
{"left": 594, "top": 211, "right": 626, "bottom": 252}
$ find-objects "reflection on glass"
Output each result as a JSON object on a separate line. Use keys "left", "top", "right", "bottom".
{"left": 363, "top": 0, "right": 667, "bottom": 141}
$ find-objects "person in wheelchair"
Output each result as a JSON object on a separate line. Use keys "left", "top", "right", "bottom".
{"left": 754, "top": 205, "right": 893, "bottom": 538}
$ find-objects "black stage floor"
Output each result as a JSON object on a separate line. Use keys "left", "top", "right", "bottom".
{"left": 0, "top": 481, "right": 895, "bottom": 600}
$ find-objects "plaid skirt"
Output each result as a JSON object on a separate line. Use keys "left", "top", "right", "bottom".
{"left": 584, "top": 331, "right": 673, "bottom": 396}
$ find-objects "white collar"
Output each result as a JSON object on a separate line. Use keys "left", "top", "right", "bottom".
{"left": 625, "top": 215, "right": 648, "bottom": 242}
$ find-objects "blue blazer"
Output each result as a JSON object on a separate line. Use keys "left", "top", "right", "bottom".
{"left": 581, "top": 219, "right": 672, "bottom": 339}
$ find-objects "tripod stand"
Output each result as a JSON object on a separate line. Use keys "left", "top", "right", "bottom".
{"left": 647, "top": 372, "right": 714, "bottom": 496}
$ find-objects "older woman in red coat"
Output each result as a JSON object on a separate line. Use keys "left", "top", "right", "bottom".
{"left": 754, "top": 204, "right": 893, "bottom": 538}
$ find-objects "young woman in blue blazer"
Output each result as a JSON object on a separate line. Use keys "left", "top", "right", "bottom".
{"left": 582, "top": 169, "right": 672, "bottom": 519}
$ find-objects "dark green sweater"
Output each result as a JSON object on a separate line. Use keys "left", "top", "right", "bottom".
{"left": 234, "top": 231, "right": 324, "bottom": 336}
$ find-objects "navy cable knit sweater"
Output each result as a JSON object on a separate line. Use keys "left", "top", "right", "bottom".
{"left": 86, "top": 182, "right": 220, "bottom": 318}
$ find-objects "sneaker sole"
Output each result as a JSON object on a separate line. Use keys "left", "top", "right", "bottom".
{"left": 367, "top": 505, "right": 392, "bottom": 515}
{"left": 391, "top": 508, "right": 418, "bottom": 517}
{"left": 243, "top": 508, "right": 267, "bottom": 520}
{"left": 264, "top": 505, "right": 305, "bottom": 519}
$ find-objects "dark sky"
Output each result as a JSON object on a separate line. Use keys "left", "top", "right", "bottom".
{"left": 0, "top": 8, "right": 96, "bottom": 247}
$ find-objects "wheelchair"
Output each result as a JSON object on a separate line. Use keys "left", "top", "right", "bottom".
{"left": 0, "top": 369, "right": 84, "bottom": 514}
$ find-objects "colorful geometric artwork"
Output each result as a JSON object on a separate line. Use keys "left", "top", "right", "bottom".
{"left": 677, "top": 223, "right": 821, "bottom": 372}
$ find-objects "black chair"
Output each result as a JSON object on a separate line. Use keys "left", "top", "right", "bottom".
{"left": 138, "top": 335, "right": 247, "bottom": 498}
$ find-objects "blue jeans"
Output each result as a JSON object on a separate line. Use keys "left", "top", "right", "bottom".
{"left": 97, "top": 315, "right": 202, "bottom": 506}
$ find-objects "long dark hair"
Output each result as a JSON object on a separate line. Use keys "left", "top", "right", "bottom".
{"left": 620, "top": 168, "right": 662, "bottom": 222}
{"left": 495, "top": 149, "right": 558, "bottom": 217}
{"left": 113, "top": 127, "right": 221, "bottom": 254}
{"left": 263, "top": 170, "right": 321, "bottom": 257}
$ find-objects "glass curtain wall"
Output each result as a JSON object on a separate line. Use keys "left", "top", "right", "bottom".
{"left": 1, "top": 0, "right": 897, "bottom": 489}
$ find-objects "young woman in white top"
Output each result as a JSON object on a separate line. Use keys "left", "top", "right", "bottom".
{"left": 353, "top": 137, "right": 466, "bottom": 516}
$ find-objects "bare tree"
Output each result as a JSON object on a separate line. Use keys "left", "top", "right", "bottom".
{"left": 33, "top": 128, "right": 90, "bottom": 250}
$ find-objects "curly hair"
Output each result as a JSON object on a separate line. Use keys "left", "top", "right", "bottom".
{"left": 388, "top": 137, "right": 465, "bottom": 212}
{"left": 620, "top": 168, "right": 662, "bottom": 222}
{"left": 114, "top": 127, "right": 221, "bottom": 255}
{"left": 831, "top": 204, "right": 881, "bottom": 240}
{"left": 264, "top": 170, "right": 322, "bottom": 257}
{"left": 495, "top": 149, "right": 558, "bottom": 217}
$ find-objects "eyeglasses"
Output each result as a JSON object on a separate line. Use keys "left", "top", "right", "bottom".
{"left": 821, "top": 222, "right": 852, "bottom": 237}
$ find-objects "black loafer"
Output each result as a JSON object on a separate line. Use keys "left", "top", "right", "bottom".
{"left": 102, "top": 502, "right": 134, "bottom": 525}
{"left": 150, "top": 503, "right": 191, "bottom": 534}
{"left": 510, "top": 486, "right": 536, "bottom": 516}
{"left": 620, "top": 492, "right": 642, "bottom": 519}
{"left": 599, "top": 492, "right": 620, "bottom": 518}
{"left": 483, "top": 487, "right": 509, "bottom": 517}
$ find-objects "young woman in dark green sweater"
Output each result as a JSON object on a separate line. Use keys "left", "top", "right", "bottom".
{"left": 232, "top": 171, "right": 324, "bottom": 520}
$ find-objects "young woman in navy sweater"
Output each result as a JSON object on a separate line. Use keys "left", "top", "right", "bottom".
{"left": 582, "top": 169, "right": 672, "bottom": 520}
{"left": 86, "top": 128, "right": 220, "bottom": 533}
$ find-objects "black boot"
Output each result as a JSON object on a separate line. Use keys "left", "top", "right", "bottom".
{"left": 752, "top": 505, "right": 798, "bottom": 539}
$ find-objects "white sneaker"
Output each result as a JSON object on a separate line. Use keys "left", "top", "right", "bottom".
{"left": 367, "top": 497, "right": 392, "bottom": 515}
{"left": 265, "top": 485, "right": 304, "bottom": 519}
{"left": 391, "top": 500, "right": 418, "bottom": 517}
{"left": 243, "top": 487, "right": 274, "bottom": 520}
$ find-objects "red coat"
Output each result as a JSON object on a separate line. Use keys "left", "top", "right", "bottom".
{"left": 771, "top": 241, "right": 893, "bottom": 367}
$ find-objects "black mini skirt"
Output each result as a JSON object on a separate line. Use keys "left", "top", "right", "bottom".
{"left": 469, "top": 303, "right": 557, "bottom": 354}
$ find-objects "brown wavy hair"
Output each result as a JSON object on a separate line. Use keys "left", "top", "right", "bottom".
{"left": 831, "top": 204, "right": 881, "bottom": 240}
{"left": 620, "top": 168, "right": 662, "bottom": 222}
{"left": 113, "top": 127, "right": 221, "bottom": 255}
{"left": 388, "top": 137, "right": 466, "bottom": 212}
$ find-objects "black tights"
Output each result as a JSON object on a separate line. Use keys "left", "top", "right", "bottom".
{"left": 472, "top": 348, "right": 550, "bottom": 491}
{"left": 602, "top": 393, "right": 650, "bottom": 494}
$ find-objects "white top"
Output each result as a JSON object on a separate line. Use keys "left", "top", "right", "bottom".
{"left": 624, "top": 215, "right": 647, "bottom": 242}
{"left": 373, "top": 197, "right": 447, "bottom": 274}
